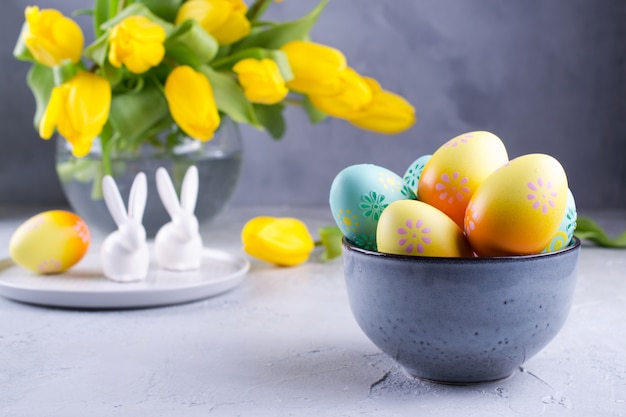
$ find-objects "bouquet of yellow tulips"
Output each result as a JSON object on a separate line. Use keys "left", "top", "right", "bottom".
{"left": 13, "top": 0, "right": 416, "bottom": 176}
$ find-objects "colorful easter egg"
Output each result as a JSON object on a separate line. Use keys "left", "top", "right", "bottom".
{"left": 329, "top": 164, "right": 415, "bottom": 251}
{"left": 418, "top": 131, "right": 508, "bottom": 228}
{"left": 542, "top": 189, "right": 577, "bottom": 253}
{"left": 403, "top": 154, "right": 431, "bottom": 198}
{"left": 9, "top": 210, "right": 91, "bottom": 274}
{"left": 464, "top": 154, "right": 568, "bottom": 257}
{"left": 377, "top": 200, "right": 474, "bottom": 257}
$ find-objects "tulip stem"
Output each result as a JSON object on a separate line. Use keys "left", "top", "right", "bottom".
{"left": 283, "top": 97, "right": 304, "bottom": 107}
{"left": 101, "top": 131, "right": 120, "bottom": 176}
{"left": 247, "top": 0, "right": 273, "bottom": 22}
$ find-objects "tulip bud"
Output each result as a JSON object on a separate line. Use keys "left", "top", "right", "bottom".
{"left": 280, "top": 41, "right": 347, "bottom": 96}
{"left": 346, "top": 78, "right": 416, "bottom": 134}
{"left": 233, "top": 58, "right": 289, "bottom": 105}
{"left": 307, "top": 68, "right": 373, "bottom": 118}
{"left": 23, "top": 6, "right": 84, "bottom": 67}
{"left": 241, "top": 217, "right": 315, "bottom": 266}
{"left": 108, "top": 16, "right": 166, "bottom": 74}
{"left": 176, "top": 0, "right": 250, "bottom": 46}
{"left": 39, "top": 72, "right": 111, "bottom": 157}
{"left": 164, "top": 65, "right": 220, "bottom": 141}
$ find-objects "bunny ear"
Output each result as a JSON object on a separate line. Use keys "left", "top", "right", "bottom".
{"left": 102, "top": 175, "right": 128, "bottom": 227}
{"left": 128, "top": 172, "right": 147, "bottom": 222}
{"left": 156, "top": 167, "right": 181, "bottom": 217}
{"left": 180, "top": 165, "right": 199, "bottom": 213}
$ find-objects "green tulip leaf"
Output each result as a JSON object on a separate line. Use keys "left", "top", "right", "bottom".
{"left": 165, "top": 20, "right": 219, "bottom": 67}
{"left": 574, "top": 216, "right": 626, "bottom": 248}
{"left": 253, "top": 103, "right": 286, "bottom": 139}
{"left": 302, "top": 95, "right": 328, "bottom": 124}
{"left": 84, "top": 32, "right": 110, "bottom": 67}
{"left": 13, "top": 22, "right": 35, "bottom": 62}
{"left": 138, "top": 0, "right": 184, "bottom": 22}
{"left": 108, "top": 84, "right": 170, "bottom": 149}
{"left": 317, "top": 226, "right": 344, "bottom": 261}
{"left": 231, "top": 0, "right": 330, "bottom": 51}
{"left": 99, "top": 3, "right": 174, "bottom": 34}
{"left": 93, "top": 0, "right": 112, "bottom": 38}
{"left": 200, "top": 66, "right": 260, "bottom": 128}
{"left": 246, "top": 0, "right": 273, "bottom": 22}
{"left": 52, "top": 61, "right": 79, "bottom": 86}
{"left": 26, "top": 63, "right": 55, "bottom": 130}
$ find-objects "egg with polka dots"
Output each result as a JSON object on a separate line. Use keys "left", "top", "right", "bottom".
{"left": 9, "top": 210, "right": 91, "bottom": 274}
{"left": 329, "top": 164, "right": 415, "bottom": 251}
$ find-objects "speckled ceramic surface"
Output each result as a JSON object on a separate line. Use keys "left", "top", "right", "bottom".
{"left": 342, "top": 237, "right": 581, "bottom": 384}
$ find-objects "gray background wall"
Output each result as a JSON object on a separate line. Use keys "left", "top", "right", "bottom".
{"left": 2, "top": 0, "right": 625, "bottom": 209}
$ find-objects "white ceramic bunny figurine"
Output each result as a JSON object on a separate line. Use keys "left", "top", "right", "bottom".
{"left": 100, "top": 172, "right": 150, "bottom": 282}
{"left": 154, "top": 165, "right": 203, "bottom": 271}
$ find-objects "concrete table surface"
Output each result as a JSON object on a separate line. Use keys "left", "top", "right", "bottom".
{"left": 0, "top": 206, "right": 624, "bottom": 417}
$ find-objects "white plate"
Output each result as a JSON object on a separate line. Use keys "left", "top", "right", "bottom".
{"left": 0, "top": 247, "right": 249, "bottom": 309}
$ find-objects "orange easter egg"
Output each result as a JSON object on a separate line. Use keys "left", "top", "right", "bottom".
{"left": 464, "top": 154, "right": 568, "bottom": 257}
{"left": 9, "top": 210, "right": 91, "bottom": 274}
{"left": 418, "top": 131, "right": 509, "bottom": 228}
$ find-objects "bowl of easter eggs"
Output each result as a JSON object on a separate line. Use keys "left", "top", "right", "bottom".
{"left": 330, "top": 131, "right": 580, "bottom": 384}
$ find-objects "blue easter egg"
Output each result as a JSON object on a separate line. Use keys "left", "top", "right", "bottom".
{"left": 542, "top": 189, "right": 577, "bottom": 253}
{"left": 329, "top": 164, "right": 415, "bottom": 251}
{"left": 403, "top": 155, "right": 431, "bottom": 198}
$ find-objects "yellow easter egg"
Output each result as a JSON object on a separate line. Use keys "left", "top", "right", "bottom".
{"left": 464, "top": 154, "right": 568, "bottom": 257}
{"left": 9, "top": 210, "right": 91, "bottom": 274}
{"left": 418, "top": 131, "right": 509, "bottom": 228}
{"left": 376, "top": 200, "right": 474, "bottom": 257}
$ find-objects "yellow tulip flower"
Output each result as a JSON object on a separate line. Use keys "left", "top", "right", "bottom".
{"left": 108, "top": 16, "right": 166, "bottom": 74}
{"left": 176, "top": 0, "right": 250, "bottom": 45}
{"left": 280, "top": 41, "right": 347, "bottom": 96}
{"left": 347, "top": 78, "right": 416, "bottom": 134}
{"left": 241, "top": 217, "right": 315, "bottom": 266}
{"left": 233, "top": 58, "right": 289, "bottom": 105}
{"left": 23, "top": 6, "right": 84, "bottom": 67}
{"left": 164, "top": 65, "right": 220, "bottom": 141}
{"left": 308, "top": 68, "right": 373, "bottom": 118}
{"left": 39, "top": 71, "right": 111, "bottom": 158}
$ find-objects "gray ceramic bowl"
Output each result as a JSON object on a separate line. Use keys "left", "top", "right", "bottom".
{"left": 342, "top": 237, "right": 581, "bottom": 384}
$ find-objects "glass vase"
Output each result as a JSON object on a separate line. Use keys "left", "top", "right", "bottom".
{"left": 55, "top": 118, "right": 243, "bottom": 238}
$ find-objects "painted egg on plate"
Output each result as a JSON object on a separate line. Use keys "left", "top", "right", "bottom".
{"left": 418, "top": 131, "right": 508, "bottom": 228}
{"left": 9, "top": 210, "right": 91, "bottom": 274}
{"left": 464, "top": 154, "right": 568, "bottom": 257}
{"left": 377, "top": 200, "right": 474, "bottom": 257}
{"left": 329, "top": 164, "right": 415, "bottom": 251}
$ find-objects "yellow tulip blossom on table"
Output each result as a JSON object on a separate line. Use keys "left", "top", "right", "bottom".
{"left": 242, "top": 217, "right": 315, "bottom": 266}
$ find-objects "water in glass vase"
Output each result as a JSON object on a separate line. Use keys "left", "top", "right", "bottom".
{"left": 56, "top": 130, "right": 243, "bottom": 239}
{"left": 57, "top": 152, "right": 242, "bottom": 237}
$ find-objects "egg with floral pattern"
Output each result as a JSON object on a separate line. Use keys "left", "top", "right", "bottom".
{"left": 542, "top": 189, "right": 577, "bottom": 253}
{"left": 464, "top": 154, "right": 568, "bottom": 257}
{"left": 403, "top": 154, "right": 431, "bottom": 198}
{"left": 329, "top": 164, "right": 415, "bottom": 251}
{"left": 418, "top": 131, "right": 508, "bottom": 228}
{"left": 376, "top": 200, "right": 474, "bottom": 257}
{"left": 9, "top": 210, "right": 91, "bottom": 274}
